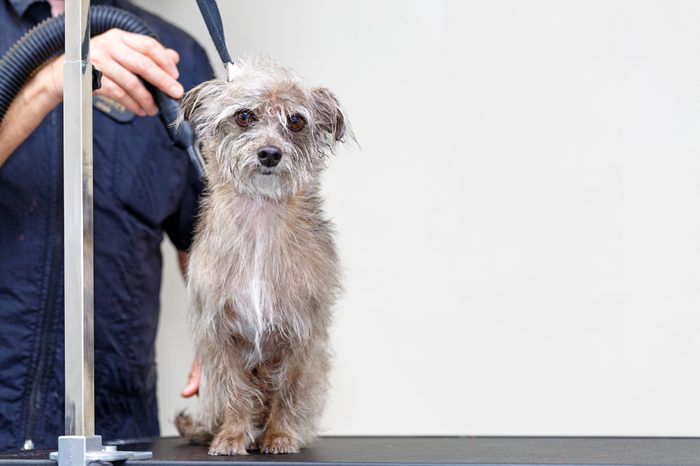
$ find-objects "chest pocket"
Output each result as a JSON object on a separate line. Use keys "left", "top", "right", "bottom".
{"left": 109, "top": 116, "right": 189, "bottom": 227}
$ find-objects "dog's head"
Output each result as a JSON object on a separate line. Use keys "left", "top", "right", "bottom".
{"left": 178, "top": 58, "right": 351, "bottom": 200}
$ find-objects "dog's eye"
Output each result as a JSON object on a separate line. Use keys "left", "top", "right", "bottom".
{"left": 234, "top": 109, "right": 256, "bottom": 128}
{"left": 287, "top": 114, "right": 306, "bottom": 132}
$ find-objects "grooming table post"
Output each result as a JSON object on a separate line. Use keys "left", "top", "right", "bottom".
{"left": 62, "top": 0, "right": 93, "bottom": 440}
{"left": 50, "top": 1, "right": 151, "bottom": 463}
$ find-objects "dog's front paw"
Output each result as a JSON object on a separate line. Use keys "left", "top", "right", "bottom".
{"left": 208, "top": 432, "right": 249, "bottom": 455}
{"left": 260, "top": 432, "right": 301, "bottom": 454}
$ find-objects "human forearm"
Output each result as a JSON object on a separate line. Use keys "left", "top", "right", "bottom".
{"left": 0, "top": 60, "right": 62, "bottom": 167}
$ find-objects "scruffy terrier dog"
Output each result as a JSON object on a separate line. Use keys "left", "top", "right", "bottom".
{"left": 174, "top": 59, "right": 349, "bottom": 455}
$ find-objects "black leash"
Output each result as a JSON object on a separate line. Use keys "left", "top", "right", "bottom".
{"left": 195, "top": 0, "right": 237, "bottom": 81}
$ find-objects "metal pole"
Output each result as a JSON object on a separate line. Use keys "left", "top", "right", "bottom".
{"left": 63, "top": 0, "right": 94, "bottom": 438}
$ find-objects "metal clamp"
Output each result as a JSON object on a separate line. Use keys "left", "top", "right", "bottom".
{"left": 50, "top": 436, "right": 152, "bottom": 465}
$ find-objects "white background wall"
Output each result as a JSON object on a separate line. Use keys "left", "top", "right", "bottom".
{"left": 132, "top": 0, "right": 700, "bottom": 437}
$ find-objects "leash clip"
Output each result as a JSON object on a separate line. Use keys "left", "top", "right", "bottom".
{"left": 224, "top": 61, "right": 239, "bottom": 82}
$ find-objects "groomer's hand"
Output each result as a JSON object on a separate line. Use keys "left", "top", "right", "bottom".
{"left": 2, "top": 31, "right": 183, "bottom": 164}
{"left": 46, "top": 29, "right": 184, "bottom": 117}
{"left": 181, "top": 359, "right": 200, "bottom": 398}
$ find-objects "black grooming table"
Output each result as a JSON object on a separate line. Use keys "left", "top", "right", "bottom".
{"left": 2, "top": 436, "right": 700, "bottom": 466}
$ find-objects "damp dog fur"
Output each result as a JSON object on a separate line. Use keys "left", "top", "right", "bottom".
{"left": 174, "top": 58, "right": 351, "bottom": 455}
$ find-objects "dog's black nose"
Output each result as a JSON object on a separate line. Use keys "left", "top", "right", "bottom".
{"left": 257, "top": 146, "right": 282, "bottom": 167}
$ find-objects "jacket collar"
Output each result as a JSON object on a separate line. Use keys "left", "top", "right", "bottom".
{"left": 7, "top": 0, "right": 39, "bottom": 17}
{"left": 7, "top": 0, "right": 117, "bottom": 18}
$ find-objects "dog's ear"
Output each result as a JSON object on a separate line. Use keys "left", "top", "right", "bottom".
{"left": 177, "top": 80, "right": 228, "bottom": 131}
{"left": 311, "top": 87, "right": 348, "bottom": 142}
{"left": 179, "top": 81, "right": 207, "bottom": 123}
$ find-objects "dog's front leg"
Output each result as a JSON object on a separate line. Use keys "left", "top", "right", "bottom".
{"left": 207, "top": 349, "right": 258, "bottom": 455}
{"left": 260, "top": 341, "right": 330, "bottom": 454}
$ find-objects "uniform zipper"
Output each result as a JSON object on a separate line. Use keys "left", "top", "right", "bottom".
{"left": 23, "top": 109, "right": 63, "bottom": 449}
{"left": 23, "top": 250, "right": 60, "bottom": 447}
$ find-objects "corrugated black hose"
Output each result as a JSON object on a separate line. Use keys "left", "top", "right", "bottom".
{"left": 0, "top": 5, "right": 204, "bottom": 178}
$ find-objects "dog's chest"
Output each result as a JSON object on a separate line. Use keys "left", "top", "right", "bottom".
{"left": 198, "top": 198, "right": 330, "bottom": 341}
{"left": 234, "top": 222, "right": 284, "bottom": 325}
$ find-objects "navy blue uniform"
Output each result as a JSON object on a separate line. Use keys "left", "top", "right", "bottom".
{"left": 0, "top": 0, "right": 213, "bottom": 451}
